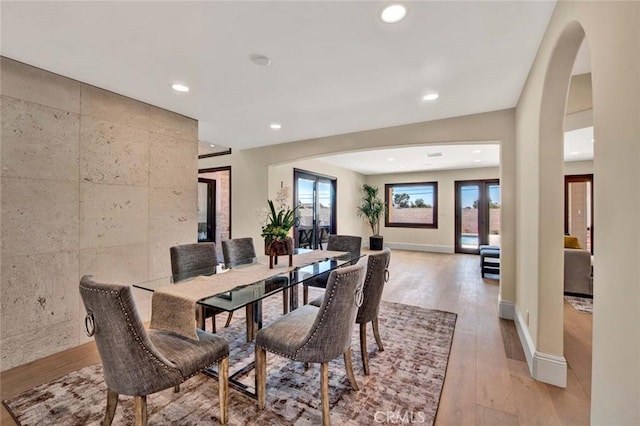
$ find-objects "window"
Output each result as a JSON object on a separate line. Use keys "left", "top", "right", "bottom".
{"left": 385, "top": 182, "right": 438, "bottom": 228}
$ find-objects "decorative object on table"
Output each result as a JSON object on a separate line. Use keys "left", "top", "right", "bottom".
{"left": 259, "top": 185, "right": 297, "bottom": 268}
{"left": 357, "top": 183, "right": 386, "bottom": 250}
{"left": 4, "top": 296, "right": 457, "bottom": 426}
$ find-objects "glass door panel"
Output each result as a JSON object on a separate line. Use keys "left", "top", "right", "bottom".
{"left": 458, "top": 183, "right": 480, "bottom": 252}
{"left": 487, "top": 183, "right": 501, "bottom": 246}
{"left": 294, "top": 170, "right": 337, "bottom": 249}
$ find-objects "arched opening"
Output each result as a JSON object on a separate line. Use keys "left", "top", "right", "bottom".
{"left": 536, "top": 21, "right": 587, "bottom": 387}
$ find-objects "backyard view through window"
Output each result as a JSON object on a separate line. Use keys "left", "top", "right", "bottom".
{"left": 385, "top": 182, "right": 438, "bottom": 228}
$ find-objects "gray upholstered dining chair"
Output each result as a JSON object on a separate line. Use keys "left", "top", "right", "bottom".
{"left": 79, "top": 275, "right": 230, "bottom": 426}
{"left": 222, "top": 237, "right": 289, "bottom": 314}
{"left": 255, "top": 264, "right": 364, "bottom": 426}
{"left": 170, "top": 242, "right": 233, "bottom": 332}
{"left": 303, "top": 234, "right": 362, "bottom": 304}
{"left": 310, "top": 249, "right": 391, "bottom": 375}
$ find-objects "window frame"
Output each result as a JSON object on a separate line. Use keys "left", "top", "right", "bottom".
{"left": 384, "top": 181, "right": 438, "bottom": 229}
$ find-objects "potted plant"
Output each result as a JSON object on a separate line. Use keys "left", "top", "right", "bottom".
{"left": 259, "top": 186, "right": 297, "bottom": 267}
{"left": 357, "top": 183, "right": 385, "bottom": 250}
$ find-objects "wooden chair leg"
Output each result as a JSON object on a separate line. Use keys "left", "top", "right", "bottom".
{"left": 212, "top": 313, "right": 217, "bottom": 333}
{"left": 218, "top": 357, "right": 229, "bottom": 424}
{"left": 372, "top": 317, "right": 384, "bottom": 351}
{"left": 197, "top": 306, "right": 205, "bottom": 331}
{"left": 224, "top": 311, "right": 233, "bottom": 328}
{"left": 134, "top": 396, "right": 147, "bottom": 426}
{"left": 303, "top": 285, "right": 309, "bottom": 305}
{"left": 282, "top": 288, "right": 289, "bottom": 314}
{"left": 343, "top": 350, "right": 359, "bottom": 391}
{"left": 255, "top": 346, "right": 267, "bottom": 410}
{"left": 102, "top": 388, "right": 118, "bottom": 426}
{"left": 321, "top": 362, "right": 330, "bottom": 426}
{"left": 359, "top": 322, "right": 370, "bottom": 375}
{"left": 173, "top": 385, "right": 180, "bottom": 393}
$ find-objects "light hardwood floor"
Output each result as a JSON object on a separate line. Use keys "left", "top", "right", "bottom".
{"left": 1, "top": 250, "right": 592, "bottom": 425}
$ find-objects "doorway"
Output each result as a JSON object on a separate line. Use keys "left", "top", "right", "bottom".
{"left": 454, "top": 179, "right": 500, "bottom": 254}
{"left": 198, "top": 166, "right": 231, "bottom": 258}
{"left": 293, "top": 169, "right": 336, "bottom": 249}
{"left": 565, "top": 174, "right": 593, "bottom": 253}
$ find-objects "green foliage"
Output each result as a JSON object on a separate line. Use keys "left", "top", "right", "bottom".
{"left": 393, "top": 192, "right": 410, "bottom": 208}
{"left": 261, "top": 199, "right": 297, "bottom": 244}
{"left": 357, "top": 184, "right": 385, "bottom": 236}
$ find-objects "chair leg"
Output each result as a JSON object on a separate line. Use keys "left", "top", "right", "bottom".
{"left": 212, "top": 314, "right": 217, "bottom": 334}
{"left": 303, "top": 284, "right": 309, "bottom": 305}
{"left": 173, "top": 385, "right": 180, "bottom": 393}
{"left": 102, "top": 388, "right": 118, "bottom": 426}
{"left": 343, "top": 350, "right": 359, "bottom": 391}
{"left": 321, "top": 362, "right": 330, "bottom": 426}
{"left": 372, "top": 316, "right": 384, "bottom": 352}
{"left": 224, "top": 311, "right": 233, "bottom": 328}
{"left": 134, "top": 396, "right": 147, "bottom": 426}
{"left": 218, "top": 357, "right": 229, "bottom": 424}
{"left": 197, "top": 306, "right": 206, "bottom": 331}
{"left": 255, "top": 346, "right": 267, "bottom": 410}
{"left": 359, "top": 323, "right": 370, "bottom": 375}
{"left": 282, "top": 288, "right": 289, "bottom": 314}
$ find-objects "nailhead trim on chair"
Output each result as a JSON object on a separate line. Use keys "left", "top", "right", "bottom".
{"left": 80, "top": 284, "right": 184, "bottom": 382}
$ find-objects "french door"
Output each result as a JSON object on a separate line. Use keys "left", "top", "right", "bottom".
{"left": 565, "top": 174, "right": 593, "bottom": 253}
{"left": 293, "top": 169, "right": 337, "bottom": 249}
{"left": 455, "top": 179, "right": 500, "bottom": 254}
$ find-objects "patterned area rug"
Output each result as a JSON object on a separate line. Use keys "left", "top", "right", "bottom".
{"left": 3, "top": 297, "right": 456, "bottom": 425}
{"left": 565, "top": 295, "right": 593, "bottom": 314}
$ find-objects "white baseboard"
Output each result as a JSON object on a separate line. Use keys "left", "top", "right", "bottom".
{"left": 378, "top": 242, "right": 455, "bottom": 254}
{"left": 498, "top": 298, "right": 515, "bottom": 320}
{"left": 514, "top": 306, "right": 567, "bottom": 388}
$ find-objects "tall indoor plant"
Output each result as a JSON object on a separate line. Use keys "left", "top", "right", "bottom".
{"left": 357, "top": 183, "right": 385, "bottom": 250}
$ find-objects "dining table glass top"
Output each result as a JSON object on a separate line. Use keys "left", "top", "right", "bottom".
{"left": 132, "top": 249, "right": 361, "bottom": 313}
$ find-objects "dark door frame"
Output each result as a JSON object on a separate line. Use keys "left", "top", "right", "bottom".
{"left": 564, "top": 174, "right": 594, "bottom": 253}
{"left": 293, "top": 169, "right": 337, "bottom": 249}
{"left": 197, "top": 178, "right": 216, "bottom": 242}
{"left": 454, "top": 179, "right": 500, "bottom": 254}
{"left": 199, "top": 166, "right": 232, "bottom": 240}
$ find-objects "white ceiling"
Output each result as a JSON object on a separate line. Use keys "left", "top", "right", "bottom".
{"left": 2, "top": 1, "right": 557, "bottom": 151}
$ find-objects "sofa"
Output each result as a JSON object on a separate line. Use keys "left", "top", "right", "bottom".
{"left": 564, "top": 248, "right": 592, "bottom": 296}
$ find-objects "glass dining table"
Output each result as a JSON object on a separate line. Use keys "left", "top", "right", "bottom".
{"left": 132, "top": 248, "right": 361, "bottom": 397}
{"left": 133, "top": 249, "right": 361, "bottom": 340}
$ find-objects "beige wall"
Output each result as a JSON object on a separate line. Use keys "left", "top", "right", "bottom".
{"left": 0, "top": 58, "right": 198, "bottom": 371}
{"left": 515, "top": 1, "right": 639, "bottom": 422}
{"left": 200, "top": 108, "right": 517, "bottom": 318}
{"left": 269, "top": 158, "right": 366, "bottom": 238}
{"left": 366, "top": 167, "right": 499, "bottom": 251}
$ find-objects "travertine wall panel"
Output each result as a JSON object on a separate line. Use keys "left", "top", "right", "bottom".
{"left": 0, "top": 57, "right": 197, "bottom": 370}
{"left": 80, "top": 116, "right": 149, "bottom": 186}
{"left": 79, "top": 182, "right": 149, "bottom": 249}
{"left": 1, "top": 250, "right": 79, "bottom": 339}
{"left": 1, "top": 97, "right": 79, "bottom": 181}
{"left": 80, "top": 84, "right": 150, "bottom": 130}
{"left": 0, "top": 57, "right": 80, "bottom": 113}
{"left": 1, "top": 177, "right": 79, "bottom": 256}
{"left": 149, "top": 133, "right": 197, "bottom": 190}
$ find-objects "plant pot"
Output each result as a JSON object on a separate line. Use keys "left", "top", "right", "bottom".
{"left": 265, "top": 237, "right": 294, "bottom": 256}
{"left": 369, "top": 235, "right": 384, "bottom": 251}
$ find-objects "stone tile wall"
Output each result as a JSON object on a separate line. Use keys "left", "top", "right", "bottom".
{"left": 0, "top": 57, "right": 198, "bottom": 371}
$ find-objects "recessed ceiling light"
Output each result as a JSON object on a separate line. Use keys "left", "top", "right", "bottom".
{"left": 426, "top": 152, "right": 442, "bottom": 157}
{"left": 250, "top": 54, "right": 271, "bottom": 66}
{"left": 387, "top": 158, "right": 395, "bottom": 162}
{"left": 472, "top": 149, "right": 482, "bottom": 154}
{"left": 591, "top": 139, "right": 595, "bottom": 143}
{"left": 422, "top": 93, "right": 439, "bottom": 101}
{"left": 571, "top": 151, "right": 580, "bottom": 155}
{"left": 270, "top": 123, "right": 282, "bottom": 130}
{"left": 171, "top": 83, "right": 189, "bottom": 93}
{"left": 209, "top": 144, "right": 216, "bottom": 148}
{"left": 380, "top": 4, "right": 407, "bottom": 24}
{"left": 473, "top": 159, "right": 482, "bottom": 163}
